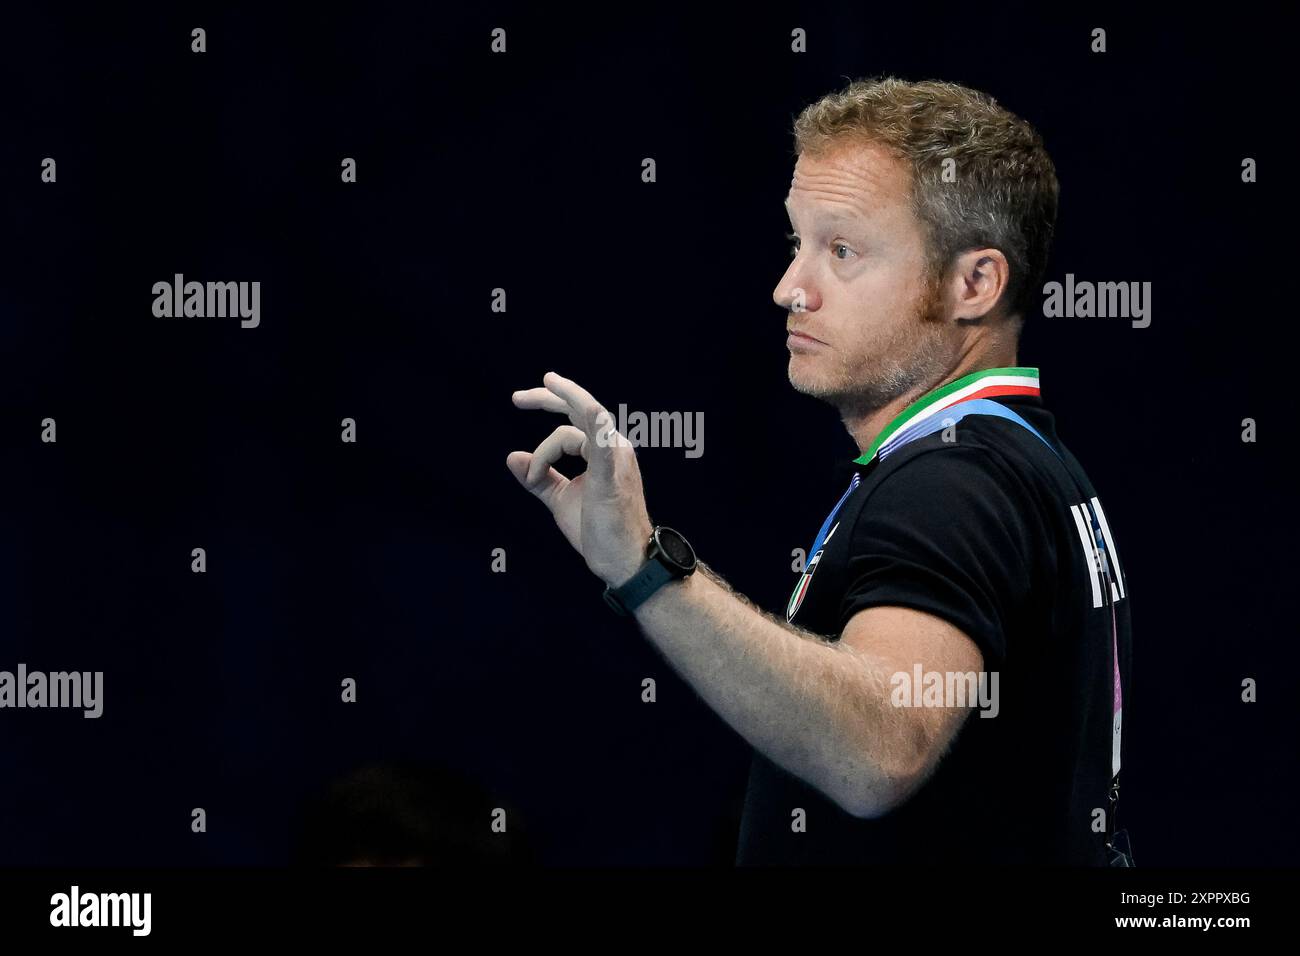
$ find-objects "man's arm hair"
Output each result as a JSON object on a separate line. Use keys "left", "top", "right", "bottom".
{"left": 632, "top": 561, "right": 982, "bottom": 818}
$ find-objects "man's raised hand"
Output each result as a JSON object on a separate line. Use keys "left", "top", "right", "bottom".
{"left": 507, "top": 371, "right": 654, "bottom": 587}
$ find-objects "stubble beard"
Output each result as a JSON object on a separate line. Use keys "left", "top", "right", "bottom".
{"left": 788, "top": 273, "right": 952, "bottom": 422}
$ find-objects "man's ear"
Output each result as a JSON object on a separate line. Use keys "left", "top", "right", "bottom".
{"left": 948, "top": 247, "right": 1011, "bottom": 322}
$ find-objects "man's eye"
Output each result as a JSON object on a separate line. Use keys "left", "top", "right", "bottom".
{"left": 785, "top": 232, "right": 799, "bottom": 257}
{"left": 833, "top": 242, "right": 856, "bottom": 260}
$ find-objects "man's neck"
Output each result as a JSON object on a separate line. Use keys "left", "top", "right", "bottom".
{"left": 843, "top": 349, "right": 1019, "bottom": 458}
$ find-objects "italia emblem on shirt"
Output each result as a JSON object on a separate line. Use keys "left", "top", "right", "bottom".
{"left": 786, "top": 523, "right": 837, "bottom": 622}
{"left": 786, "top": 469, "right": 863, "bottom": 623}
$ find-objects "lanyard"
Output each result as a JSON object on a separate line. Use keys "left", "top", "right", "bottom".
{"left": 805, "top": 472, "right": 861, "bottom": 560}
{"left": 786, "top": 473, "right": 861, "bottom": 623}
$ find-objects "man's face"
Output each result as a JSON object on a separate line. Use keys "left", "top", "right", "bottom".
{"left": 774, "top": 140, "right": 955, "bottom": 418}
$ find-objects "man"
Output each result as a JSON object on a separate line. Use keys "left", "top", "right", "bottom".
{"left": 506, "top": 77, "right": 1132, "bottom": 865}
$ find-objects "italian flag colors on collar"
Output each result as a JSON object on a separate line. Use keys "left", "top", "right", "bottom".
{"left": 853, "top": 366, "right": 1041, "bottom": 465}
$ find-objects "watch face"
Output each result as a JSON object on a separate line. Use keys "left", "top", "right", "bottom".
{"left": 655, "top": 527, "right": 695, "bottom": 571}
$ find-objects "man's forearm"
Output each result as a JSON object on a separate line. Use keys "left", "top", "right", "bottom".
{"left": 630, "top": 562, "right": 912, "bottom": 817}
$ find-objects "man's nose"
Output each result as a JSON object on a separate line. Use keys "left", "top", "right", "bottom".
{"left": 773, "top": 268, "right": 818, "bottom": 313}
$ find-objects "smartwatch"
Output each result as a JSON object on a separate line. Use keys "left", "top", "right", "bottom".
{"left": 602, "top": 526, "right": 697, "bottom": 616}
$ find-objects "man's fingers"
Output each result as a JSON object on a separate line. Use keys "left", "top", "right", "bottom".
{"left": 505, "top": 423, "right": 587, "bottom": 510}
{"left": 512, "top": 378, "right": 599, "bottom": 440}
{"left": 542, "top": 371, "right": 626, "bottom": 480}
{"left": 542, "top": 371, "right": 604, "bottom": 432}
{"left": 512, "top": 372, "right": 631, "bottom": 484}
{"left": 513, "top": 373, "right": 605, "bottom": 440}
{"left": 511, "top": 387, "right": 570, "bottom": 416}
{"left": 525, "top": 424, "right": 588, "bottom": 486}
{"left": 505, "top": 450, "right": 567, "bottom": 507}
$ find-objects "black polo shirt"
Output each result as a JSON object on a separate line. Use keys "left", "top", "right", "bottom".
{"left": 735, "top": 367, "right": 1133, "bottom": 865}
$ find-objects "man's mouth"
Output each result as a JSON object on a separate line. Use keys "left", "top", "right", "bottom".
{"left": 787, "top": 328, "right": 826, "bottom": 345}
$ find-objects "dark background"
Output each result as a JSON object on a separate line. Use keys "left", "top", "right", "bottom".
{"left": 2, "top": 5, "right": 1295, "bottom": 866}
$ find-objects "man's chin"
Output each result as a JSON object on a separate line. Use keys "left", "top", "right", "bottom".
{"left": 787, "top": 361, "right": 838, "bottom": 403}
{"left": 788, "top": 359, "right": 894, "bottom": 419}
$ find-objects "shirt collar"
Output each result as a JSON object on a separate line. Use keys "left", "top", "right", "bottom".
{"left": 853, "top": 366, "right": 1041, "bottom": 465}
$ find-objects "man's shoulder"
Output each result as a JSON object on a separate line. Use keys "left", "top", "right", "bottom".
{"left": 862, "top": 430, "right": 1038, "bottom": 501}
{"left": 833, "top": 416, "right": 1064, "bottom": 553}
{"left": 862, "top": 399, "right": 1065, "bottom": 500}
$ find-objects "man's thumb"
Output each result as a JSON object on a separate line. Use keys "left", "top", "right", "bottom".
{"left": 506, "top": 450, "right": 564, "bottom": 507}
{"left": 506, "top": 451, "right": 533, "bottom": 486}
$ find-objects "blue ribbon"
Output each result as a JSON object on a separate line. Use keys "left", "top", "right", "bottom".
{"left": 880, "top": 398, "right": 1061, "bottom": 461}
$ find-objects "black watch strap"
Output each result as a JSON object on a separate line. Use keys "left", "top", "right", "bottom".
{"left": 603, "top": 558, "right": 675, "bottom": 617}
{"left": 603, "top": 527, "right": 696, "bottom": 616}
